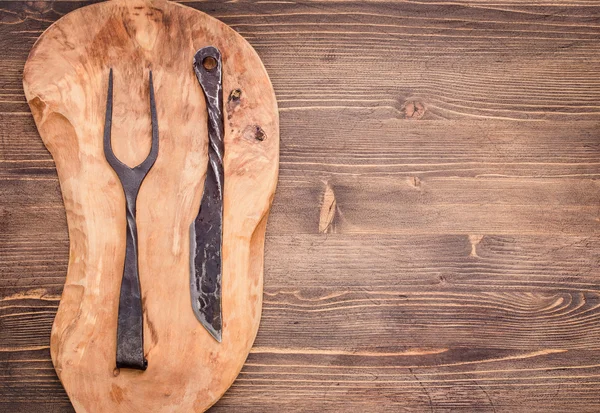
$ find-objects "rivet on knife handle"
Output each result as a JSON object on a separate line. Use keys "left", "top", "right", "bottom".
{"left": 103, "top": 69, "right": 159, "bottom": 370}
{"left": 191, "top": 46, "right": 224, "bottom": 342}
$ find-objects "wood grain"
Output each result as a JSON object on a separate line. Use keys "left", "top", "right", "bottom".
{"left": 19, "top": 0, "right": 279, "bottom": 411}
{"left": 2, "top": 0, "right": 600, "bottom": 412}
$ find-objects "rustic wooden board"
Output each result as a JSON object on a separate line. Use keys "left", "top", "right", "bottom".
{"left": 19, "top": 0, "right": 279, "bottom": 411}
{"left": 2, "top": 0, "right": 600, "bottom": 412}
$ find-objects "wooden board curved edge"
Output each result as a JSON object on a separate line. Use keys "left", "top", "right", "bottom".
{"left": 22, "top": 0, "right": 279, "bottom": 411}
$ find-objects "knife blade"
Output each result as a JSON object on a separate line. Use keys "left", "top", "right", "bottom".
{"left": 190, "top": 46, "right": 224, "bottom": 342}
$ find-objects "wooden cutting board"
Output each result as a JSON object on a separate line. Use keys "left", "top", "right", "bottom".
{"left": 22, "top": 0, "right": 279, "bottom": 411}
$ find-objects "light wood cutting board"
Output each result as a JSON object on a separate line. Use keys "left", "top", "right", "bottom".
{"left": 22, "top": 0, "right": 279, "bottom": 411}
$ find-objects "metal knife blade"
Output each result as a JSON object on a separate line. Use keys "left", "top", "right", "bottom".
{"left": 190, "top": 46, "right": 224, "bottom": 342}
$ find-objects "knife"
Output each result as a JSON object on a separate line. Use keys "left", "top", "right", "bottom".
{"left": 190, "top": 46, "right": 224, "bottom": 342}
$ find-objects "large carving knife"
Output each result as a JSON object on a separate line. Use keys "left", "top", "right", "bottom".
{"left": 191, "top": 46, "right": 224, "bottom": 342}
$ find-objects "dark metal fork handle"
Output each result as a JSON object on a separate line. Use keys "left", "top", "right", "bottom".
{"left": 103, "top": 69, "right": 159, "bottom": 370}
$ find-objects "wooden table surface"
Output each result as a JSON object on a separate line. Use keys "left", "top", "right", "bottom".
{"left": 1, "top": 0, "right": 600, "bottom": 412}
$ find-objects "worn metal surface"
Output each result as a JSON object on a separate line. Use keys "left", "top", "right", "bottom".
{"left": 190, "top": 46, "right": 225, "bottom": 342}
{"left": 103, "top": 69, "right": 159, "bottom": 370}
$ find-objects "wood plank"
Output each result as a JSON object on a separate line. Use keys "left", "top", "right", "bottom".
{"left": 3, "top": 233, "right": 600, "bottom": 294}
{"left": 4, "top": 116, "right": 600, "bottom": 179}
{"left": 3, "top": 348, "right": 600, "bottom": 412}
{"left": 4, "top": 287, "right": 600, "bottom": 351}
{"left": 3, "top": 234, "right": 600, "bottom": 351}
{"left": 1, "top": 2, "right": 600, "bottom": 121}
{"left": 3, "top": 175, "right": 600, "bottom": 236}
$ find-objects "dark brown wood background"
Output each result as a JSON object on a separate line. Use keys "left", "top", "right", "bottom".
{"left": 2, "top": 0, "right": 600, "bottom": 411}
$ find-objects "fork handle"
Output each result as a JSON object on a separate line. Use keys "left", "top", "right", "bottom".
{"left": 116, "top": 194, "right": 147, "bottom": 370}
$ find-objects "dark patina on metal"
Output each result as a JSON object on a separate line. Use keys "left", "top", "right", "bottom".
{"left": 103, "top": 69, "right": 159, "bottom": 370}
{"left": 191, "top": 46, "right": 224, "bottom": 342}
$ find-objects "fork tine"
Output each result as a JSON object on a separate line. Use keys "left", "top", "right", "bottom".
{"left": 136, "top": 70, "right": 159, "bottom": 173}
{"left": 149, "top": 70, "right": 159, "bottom": 155}
{"left": 103, "top": 68, "right": 120, "bottom": 167}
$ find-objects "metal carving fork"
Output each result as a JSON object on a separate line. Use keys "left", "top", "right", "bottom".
{"left": 103, "top": 69, "right": 159, "bottom": 370}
